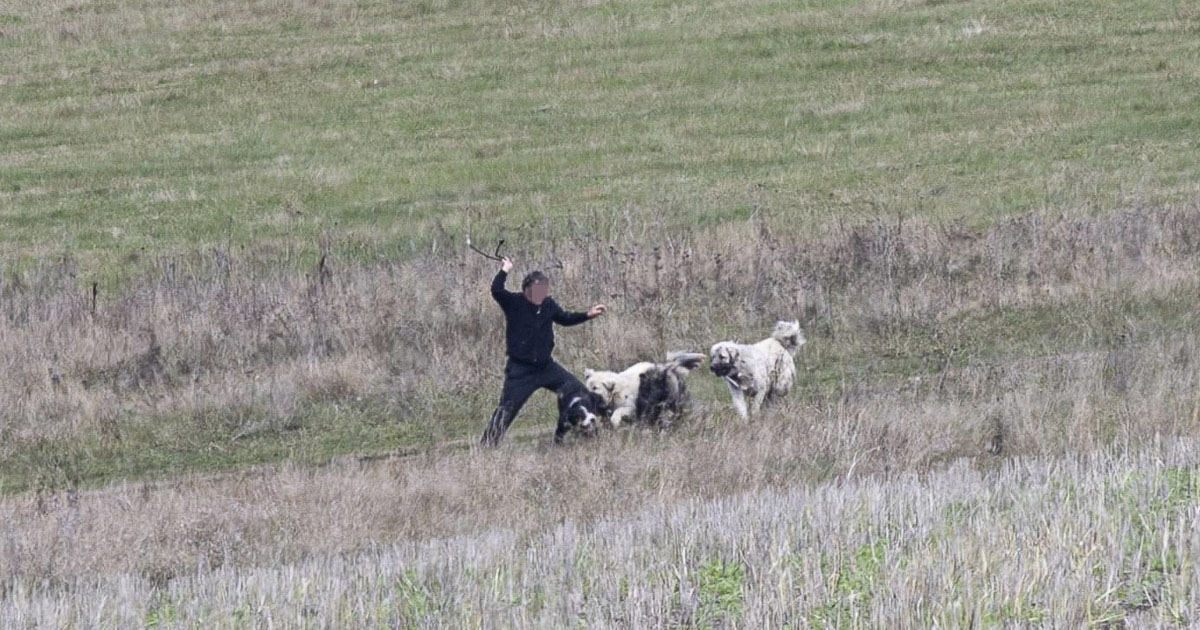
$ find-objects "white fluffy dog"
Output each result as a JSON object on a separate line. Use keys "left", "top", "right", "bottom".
{"left": 584, "top": 351, "right": 706, "bottom": 428}
{"left": 709, "top": 320, "right": 805, "bottom": 420}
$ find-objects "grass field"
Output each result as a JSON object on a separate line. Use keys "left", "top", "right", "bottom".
{"left": 3, "top": 0, "right": 1198, "bottom": 270}
{"left": 3, "top": 0, "right": 1200, "bottom": 626}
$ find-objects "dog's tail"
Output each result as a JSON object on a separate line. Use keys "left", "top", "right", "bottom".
{"left": 771, "top": 320, "right": 806, "bottom": 355}
{"left": 665, "top": 351, "right": 706, "bottom": 374}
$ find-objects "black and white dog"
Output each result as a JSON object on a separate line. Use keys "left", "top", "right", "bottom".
{"left": 584, "top": 352, "right": 706, "bottom": 429}
{"left": 554, "top": 380, "right": 606, "bottom": 445}
{"left": 634, "top": 360, "right": 696, "bottom": 429}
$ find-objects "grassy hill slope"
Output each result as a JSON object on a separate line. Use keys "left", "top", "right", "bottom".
{"left": 2, "top": 0, "right": 1200, "bottom": 625}
{"left": 2, "top": 0, "right": 1197, "bottom": 270}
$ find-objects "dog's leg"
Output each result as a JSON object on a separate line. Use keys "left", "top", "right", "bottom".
{"left": 665, "top": 402, "right": 684, "bottom": 431}
{"left": 665, "top": 376, "right": 690, "bottom": 431}
{"left": 553, "top": 409, "right": 571, "bottom": 446}
{"left": 728, "top": 385, "right": 750, "bottom": 420}
{"left": 610, "top": 406, "right": 632, "bottom": 428}
{"left": 750, "top": 387, "right": 768, "bottom": 417}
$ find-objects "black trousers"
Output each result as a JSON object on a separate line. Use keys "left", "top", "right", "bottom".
{"left": 481, "top": 359, "right": 582, "bottom": 446}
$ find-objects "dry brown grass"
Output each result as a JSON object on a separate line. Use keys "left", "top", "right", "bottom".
{"left": 5, "top": 323, "right": 1199, "bottom": 582}
{"left": 3, "top": 204, "right": 1200, "bottom": 589}
{"left": 4, "top": 204, "right": 1200, "bottom": 625}
{"left": 5, "top": 0, "right": 1200, "bottom": 622}
{"left": 2, "top": 438, "right": 1196, "bottom": 626}
{"left": 3, "top": 203, "right": 1200, "bottom": 457}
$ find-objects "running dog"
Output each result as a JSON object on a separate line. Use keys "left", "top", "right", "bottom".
{"left": 584, "top": 352, "right": 706, "bottom": 428}
{"left": 553, "top": 380, "right": 605, "bottom": 444}
{"left": 709, "top": 320, "right": 805, "bottom": 420}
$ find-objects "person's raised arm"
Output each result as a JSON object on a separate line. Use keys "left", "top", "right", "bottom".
{"left": 491, "top": 257, "right": 515, "bottom": 304}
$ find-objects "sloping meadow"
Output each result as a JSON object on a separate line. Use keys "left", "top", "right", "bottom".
{"left": 2, "top": 205, "right": 1200, "bottom": 625}
{"left": 2, "top": 203, "right": 1200, "bottom": 482}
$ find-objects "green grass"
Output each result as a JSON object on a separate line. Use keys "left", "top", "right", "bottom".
{"left": 0, "top": 392, "right": 504, "bottom": 495}
{"left": 3, "top": 0, "right": 1200, "bottom": 493}
{"left": 7, "top": 6, "right": 1200, "bottom": 624}
{"left": 3, "top": 279, "right": 1196, "bottom": 496}
{"left": 696, "top": 557, "right": 746, "bottom": 628}
{"left": 2, "top": 0, "right": 1198, "bottom": 272}
{"left": 806, "top": 541, "right": 887, "bottom": 629}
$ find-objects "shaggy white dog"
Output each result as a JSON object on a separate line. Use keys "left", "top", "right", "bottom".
{"left": 584, "top": 352, "right": 706, "bottom": 428}
{"left": 709, "top": 320, "right": 805, "bottom": 420}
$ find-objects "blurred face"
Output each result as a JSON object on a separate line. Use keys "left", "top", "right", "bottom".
{"left": 524, "top": 281, "right": 549, "bottom": 305}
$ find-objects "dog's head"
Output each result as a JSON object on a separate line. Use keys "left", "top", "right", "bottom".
{"left": 709, "top": 342, "right": 740, "bottom": 378}
{"left": 560, "top": 390, "right": 602, "bottom": 435}
{"left": 583, "top": 369, "right": 619, "bottom": 412}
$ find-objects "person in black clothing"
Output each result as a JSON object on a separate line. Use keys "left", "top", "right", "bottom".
{"left": 481, "top": 256, "right": 607, "bottom": 446}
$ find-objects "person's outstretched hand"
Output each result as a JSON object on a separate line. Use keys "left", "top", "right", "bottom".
{"left": 587, "top": 304, "right": 607, "bottom": 318}
{"left": 501, "top": 257, "right": 513, "bottom": 273}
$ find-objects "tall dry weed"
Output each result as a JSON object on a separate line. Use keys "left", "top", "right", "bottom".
{"left": 3, "top": 204, "right": 1199, "bottom": 453}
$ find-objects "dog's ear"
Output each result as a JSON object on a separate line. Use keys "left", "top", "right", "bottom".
{"left": 584, "top": 369, "right": 594, "bottom": 378}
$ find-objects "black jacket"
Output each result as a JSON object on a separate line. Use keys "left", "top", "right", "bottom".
{"left": 491, "top": 271, "right": 590, "bottom": 367}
